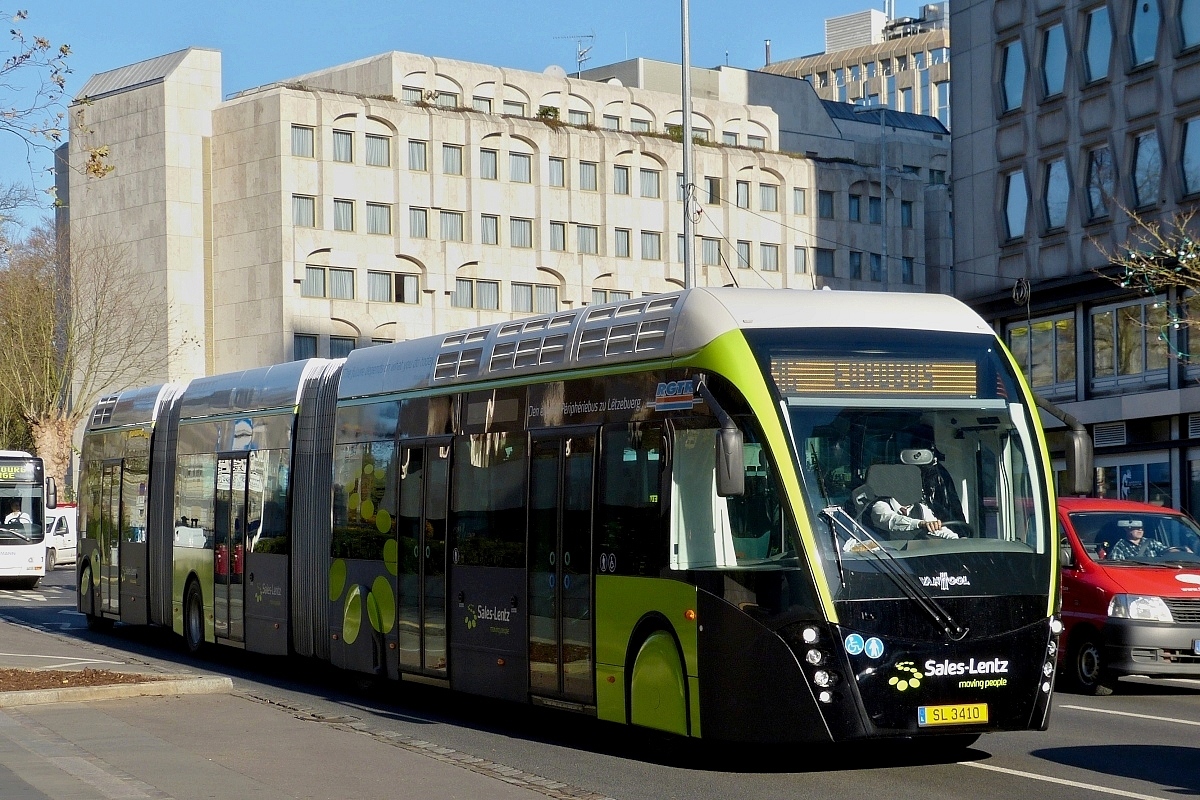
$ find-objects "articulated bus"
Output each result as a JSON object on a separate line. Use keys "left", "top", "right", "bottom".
{"left": 0, "top": 450, "right": 57, "bottom": 588}
{"left": 79, "top": 288, "right": 1064, "bottom": 745}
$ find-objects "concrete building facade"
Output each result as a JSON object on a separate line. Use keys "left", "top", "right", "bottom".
{"left": 951, "top": 0, "right": 1200, "bottom": 513}
{"left": 64, "top": 48, "right": 949, "bottom": 388}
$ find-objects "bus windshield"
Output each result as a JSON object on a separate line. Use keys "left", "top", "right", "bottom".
{"left": 746, "top": 328, "right": 1052, "bottom": 601}
{"left": 0, "top": 487, "right": 46, "bottom": 545}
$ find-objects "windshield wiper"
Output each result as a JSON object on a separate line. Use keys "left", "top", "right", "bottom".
{"left": 820, "top": 507, "right": 969, "bottom": 642}
{"left": 2, "top": 527, "right": 32, "bottom": 542}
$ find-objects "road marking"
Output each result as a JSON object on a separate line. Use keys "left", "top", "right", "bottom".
{"left": 961, "top": 761, "right": 1171, "bottom": 799}
{"left": 0, "top": 652, "right": 124, "bottom": 667}
{"left": 1059, "top": 704, "right": 1200, "bottom": 727}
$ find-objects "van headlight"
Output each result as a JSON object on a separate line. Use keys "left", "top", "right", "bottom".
{"left": 1108, "top": 594, "right": 1173, "bottom": 623}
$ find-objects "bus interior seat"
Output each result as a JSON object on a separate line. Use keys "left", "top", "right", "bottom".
{"left": 846, "top": 463, "right": 923, "bottom": 536}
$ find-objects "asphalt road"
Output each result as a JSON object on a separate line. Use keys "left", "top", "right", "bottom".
{"left": 3, "top": 567, "right": 1199, "bottom": 800}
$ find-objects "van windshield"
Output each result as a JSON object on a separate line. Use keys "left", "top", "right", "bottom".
{"left": 1069, "top": 511, "right": 1200, "bottom": 566}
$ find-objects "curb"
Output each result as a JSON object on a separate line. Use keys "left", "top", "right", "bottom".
{"left": 0, "top": 676, "right": 234, "bottom": 708}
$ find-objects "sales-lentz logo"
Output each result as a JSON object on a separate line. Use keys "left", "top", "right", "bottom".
{"left": 919, "top": 572, "right": 970, "bottom": 591}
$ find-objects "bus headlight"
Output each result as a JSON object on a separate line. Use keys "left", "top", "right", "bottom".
{"left": 802, "top": 627, "right": 820, "bottom": 644}
{"left": 806, "top": 649, "right": 825, "bottom": 666}
{"left": 1108, "top": 594, "right": 1173, "bottom": 623}
{"left": 812, "top": 669, "right": 839, "bottom": 688}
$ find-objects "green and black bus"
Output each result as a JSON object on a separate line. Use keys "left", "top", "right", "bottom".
{"left": 78, "top": 288, "right": 1065, "bottom": 745}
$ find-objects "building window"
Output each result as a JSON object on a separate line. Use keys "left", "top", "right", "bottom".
{"left": 549, "top": 157, "right": 565, "bottom": 187}
{"left": 366, "top": 202, "right": 391, "bottom": 235}
{"left": 935, "top": 81, "right": 950, "bottom": 128}
{"left": 1008, "top": 314, "right": 1075, "bottom": 395}
{"left": 849, "top": 250, "right": 863, "bottom": 280}
{"left": 631, "top": 118, "right": 651, "bottom": 132}
{"left": 509, "top": 217, "right": 533, "bottom": 248}
{"left": 292, "top": 195, "right": 316, "bottom": 227}
{"left": 614, "top": 165, "right": 630, "bottom": 195}
{"left": 760, "top": 184, "right": 779, "bottom": 212}
{"left": 511, "top": 153, "right": 532, "bottom": 183}
{"left": 701, "top": 238, "right": 720, "bottom": 266}
{"left": 900, "top": 200, "right": 913, "bottom": 228}
{"left": 736, "top": 181, "right": 750, "bottom": 208}
{"left": 1041, "top": 24, "right": 1067, "bottom": 98}
{"left": 640, "top": 168, "right": 661, "bottom": 198}
{"left": 291, "top": 125, "right": 314, "bottom": 158}
{"left": 818, "top": 190, "right": 834, "bottom": 219}
{"left": 815, "top": 248, "right": 835, "bottom": 277}
{"left": 849, "top": 194, "right": 862, "bottom": 222}
{"left": 513, "top": 283, "right": 559, "bottom": 313}
{"left": 794, "top": 246, "right": 807, "bottom": 273}
{"left": 1092, "top": 299, "right": 1169, "bottom": 386}
{"left": 1183, "top": 0, "right": 1200, "bottom": 49}
{"left": 577, "top": 225, "right": 599, "bottom": 254}
{"left": 408, "top": 140, "right": 428, "bottom": 171}
{"left": 676, "top": 172, "right": 686, "bottom": 201}
{"left": 550, "top": 221, "right": 566, "bottom": 251}
{"left": 453, "top": 278, "right": 500, "bottom": 310}
{"left": 870, "top": 252, "right": 883, "bottom": 282}
{"left": 409, "top": 207, "right": 428, "bottom": 238}
{"left": 580, "top": 161, "right": 598, "bottom": 191}
{"left": 368, "top": 271, "right": 419, "bottom": 303}
{"left": 1133, "top": 130, "right": 1161, "bottom": 208}
{"left": 333, "top": 129, "right": 353, "bottom": 162}
{"left": 329, "top": 268, "right": 354, "bottom": 299}
{"left": 1085, "top": 6, "right": 1112, "bottom": 83}
{"left": 435, "top": 91, "right": 458, "bottom": 108}
{"left": 615, "top": 228, "right": 631, "bottom": 258}
{"left": 473, "top": 97, "right": 492, "bottom": 113}
{"left": 503, "top": 100, "right": 526, "bottom": 116}
{"left": 602, "top": 115, "right": 620, "bottom": 130}
{"left": 365, "top": 134, "right": 390, "bottom": 166}
{"left": 329, "top": 336, "right": 355, "bottom": 357}
{"left": 748, "top": 135, "right": 766, "bottom": 149}
{"left": 481, "top": 214, "right": 499, "bottom": 245}
{"left": 440, "top": 210, "right": 464, "bottom": 241}
{"left": 641, "top": 231, "right": 662, "bottom": 260}
{"left": 443, "top": 144, "right": 463, "bottom": 175}
{"left": 334, "top": 199, "right": 354, "bottom": 232}
{"left": 794, "top": 187, "right": 806, "bottom": 214}
{"left": 902, "top": 256, "right": 914, "bottom": 285}
{"left": 592, "top": 289, "right": 631, "bottom": 303}
{"left": 723, "top": 131, "right": 738, "bottom": 146}
{"left": 1044, "top": 158, "right": 1069, "bottom": 230}
{"left": 930, "top": 169, "right": 947, "bottom": 185}
{"left": 1086, "top": 146, "right": 1115, "bottom": 220}
{"left": 676, "top": 233, "right": 686, "bottom": 262}
{"left": 481, "top": 149, "right": 498, "bottom": 180}
{"left": 568, "top": 109, "right": 590, "bottom": 126}
{"left": 703, "top": 176, "right": 721, "bottom": 204}
{"left": 736, "top": 240, "right": 751, "bottom": 269}
{"left": 1184, "top": 118, "right": 1200, "bottom": 195}
{"left": 1001, "top": 40, "right": 1025, "bottom": 112}
{"left": 302, "top": 266, "right": 326, "bottom": 297}
{"left": 402, "top": 86, "right": 423, "bottom": 104}
{"left": 294, "top": 334, "right": 317, "bottom": 361}
{"left": 1004, "top": 170, "right": 1028, "bottom": 240}
{"left": 1130, "top": 0, "right": 1160, "bottom": 66}
{"left": 868, "top": 196, "right": 882, "bottom": 224}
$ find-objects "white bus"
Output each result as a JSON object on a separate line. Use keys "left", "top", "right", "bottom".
{"left": 0, "top": 450, "right": 58, "bottom": 588}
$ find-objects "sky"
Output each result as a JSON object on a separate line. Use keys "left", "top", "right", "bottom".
{"left": 2, "top": 0, "right": 911, "bottom": 226}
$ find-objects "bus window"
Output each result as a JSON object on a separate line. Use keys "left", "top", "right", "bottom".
{"left": 597, "top": 424, "right": 666, "bottom": 576}
{"left": 450, "top": 433, "right": 527, "bottom": 567}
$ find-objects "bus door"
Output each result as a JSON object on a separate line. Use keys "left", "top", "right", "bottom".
{"left": 98, "top": 462, "right": 121, "bottom": 616}
{"left": 213, "top": 455, "right": 248, "bottom": 644}
{"left": 397, "top": 440, "right": 450, "bottom": 678}
{"left": 528, "top": 432, "right": 596, "bottom": 706}
{"left": 117, "top": 456, "right": 150, "bottom": 626}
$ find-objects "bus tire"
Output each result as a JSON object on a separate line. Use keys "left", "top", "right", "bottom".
{"left": 46, "top": 548, "right": 56, "bottom": 571}
{"left": 184, "top": 580, "right": 206, "bottom": 655}
{"left": 628, "top": 629, "right": 689, "bottom": 737}
{"left": 80, "top": 563, "right": 110, "bottom": 631}
{"left": 1067, "top": 631, "right": 1114, "bottom": 696}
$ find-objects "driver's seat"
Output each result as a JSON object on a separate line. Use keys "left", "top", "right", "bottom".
{"left": 848, "top": 463, "right": 924, "bottom": 532}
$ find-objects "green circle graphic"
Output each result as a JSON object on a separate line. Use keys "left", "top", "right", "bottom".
{"left": 382, "top": 537, "right": 398, "bottom": 575}
{"left": 328, "top": 559, "right": 347, "bottom": 602}
{"left": 370, "top": 576, "right": 395, "bottom": 634}
{"left": 343, "top": 585, "right": 362, "bottom": 644}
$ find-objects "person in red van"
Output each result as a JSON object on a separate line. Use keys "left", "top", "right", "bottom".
{"left": 1107, "top": 520, "right": 1190, "bottom": 561}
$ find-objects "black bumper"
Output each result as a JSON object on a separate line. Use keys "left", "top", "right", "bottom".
{"left": 1103, "top": 619, "right": 1200, "bottom": 678}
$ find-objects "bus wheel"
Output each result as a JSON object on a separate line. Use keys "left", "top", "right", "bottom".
{"left": 46, "top": 548, "right": 56, "bottom": 571}
{"left": 184, "top": 581, "right": 205, "bottom": 655}
{"left": 80, "top": 563, "right": 110, "bottom": 631}
{"left": 1068, "top": 633, "right": 1114, "bottom": 696}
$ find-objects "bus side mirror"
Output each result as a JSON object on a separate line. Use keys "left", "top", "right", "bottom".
{"left": 716, "top": 428, "right": 745, "bottom": 497}
{"left": 45, "top": 478, "right": 57, "bottom": 510}
{"left": 1063, "top": 429, "right": 1093, "bottom": 496}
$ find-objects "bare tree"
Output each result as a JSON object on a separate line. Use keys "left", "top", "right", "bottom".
{"left": 1094, "top": 206, "right": 1200, "bottom": 351}
{"left": 0, "top": 221, "right": 185, "bottom": 493}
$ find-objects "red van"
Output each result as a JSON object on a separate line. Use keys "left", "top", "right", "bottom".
{"left": 1058, "top": 497, "right": 1200, "bottom": 695}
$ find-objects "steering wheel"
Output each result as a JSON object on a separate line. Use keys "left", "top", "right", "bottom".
{"left": 940, "top": 520, "right": 974, "bottom": 538}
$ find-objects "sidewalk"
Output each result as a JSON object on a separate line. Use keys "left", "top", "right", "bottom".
{"left": 0, "top": 619, "right": 589, "bottom": 800}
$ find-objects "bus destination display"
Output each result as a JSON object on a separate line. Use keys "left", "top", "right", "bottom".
{"left": 770, "top": 358, "right": 978, "bottom": 398}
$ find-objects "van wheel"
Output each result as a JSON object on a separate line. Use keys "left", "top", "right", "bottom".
{"left": 46, "top": 548, "right": 56, "bottom": 571}
{"left": 184, "top": 581, "right": 205, "bottom": 655}
{"left": 1069, "top": 633, "right": 1115, "bottom": 696}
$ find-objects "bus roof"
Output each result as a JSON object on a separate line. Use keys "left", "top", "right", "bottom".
{"left": 178, "top": 358, "right": 340, "bottom": 421}
{"left": 338, "top": 288, "right": 993, "bottom": 400}
{"left": 86, "top": 384, "right": 186, "bottom": 433}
